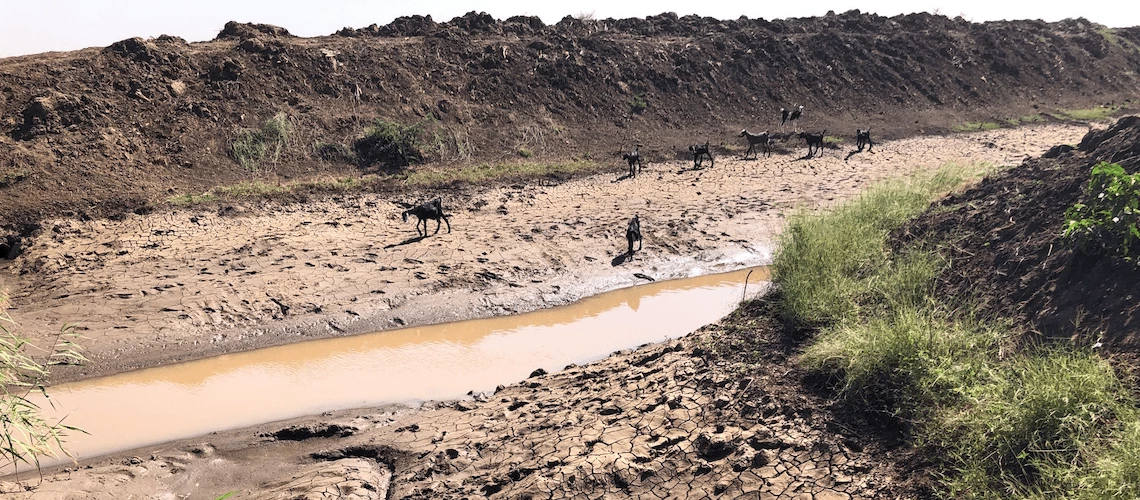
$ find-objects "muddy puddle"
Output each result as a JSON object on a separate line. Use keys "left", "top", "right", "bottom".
{"left": 27, "top": 267, "right": 768, "bottom": 468}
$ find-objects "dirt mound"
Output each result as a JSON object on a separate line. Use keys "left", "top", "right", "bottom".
{"left": 895, "top": 116, "right": 1140, "bottom": 350}
{"left": 1, "top": 11, "right": 1138, "bottom": 227}
{"left": 215, "top": 21, "right": 293, "bottom": 40}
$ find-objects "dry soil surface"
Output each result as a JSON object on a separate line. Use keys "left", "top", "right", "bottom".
{"left": 0, "top": 124, "right": 1090, "bottom": 382}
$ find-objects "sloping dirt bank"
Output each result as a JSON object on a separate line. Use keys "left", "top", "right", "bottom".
{"left": 896, "top": 116, "right": 1140, "bottom": 350}
{"left": 0, "top": 124, "right": 1088, "bottom": 382}
{"left": 1, "top": 11, "right": 1138, "bottom": 226}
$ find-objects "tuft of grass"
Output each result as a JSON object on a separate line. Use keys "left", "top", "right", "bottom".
{"left": 165, "top": 176, "right": 375, "bottom": 206}
{"left": 164, "top": 159, "right": 607, "bottom": 208}
{"left": 213, "top": 180, "right": 286, "bottom": 198}
{"left": 774, "top": 159, "right": 1140, "bottom": 499}
{"left": 167, "top": 193, "right": 218, "bottom": 206}
{"left": 803, "top": 307, "right": 1003, "bottom": 410}
{"left": 313, "top": 141, "right": 357, "bottom": 164}
{"left": 1095, "top": 27, "right": 1135, "bottom": 50}
{"left": 231, "top": 112, "right": 291, "bottom": 171}
{"left": 0, "top": 169, "right": 29, "bottom": 188}
{"left": 823, "top": 135, "right": 845, "bottom": 145}
{"left": 1079, "top": 419, "right": 1140, "bottom": 499}
{"left": 0, "top": 292, "right": 87, "bottom": 470}
{"left": 1005, "top": 114, "right": 1046, "bottom": 127}
{"left": 952, "top": 121, "right": 1002, "bottom": 133}
{"left": 1050, "top": 105, "right": 1120, "bottom": 122}
{"left": 630, "top": 93, "right": 648, "bottom": 114}
{"left": 772, "top": 164, "right": 979, "bottom": 326}
{"left": 402, "top": 160, "right": 601, "bottom": 187}
{"left": 354, "top": 119, "right": 427, "bottom": 168}
{"left": 934, "top": 350, "right": 1135, "bottom": 498}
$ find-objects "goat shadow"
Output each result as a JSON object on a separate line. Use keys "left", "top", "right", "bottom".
{"left": 843, "top": 149, "right": 875, "bottom": 162}
{"left": 611, "top": 252, "right": 635, "bottom": 266}
{"left": 674, "top": 165, "right": 708, "bottom": 175}
{"left": 383, "top": 235, "right": 428, "bottom": 249}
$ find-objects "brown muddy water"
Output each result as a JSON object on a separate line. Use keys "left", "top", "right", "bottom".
{"left": 26, "top": 267, "right": 769, "bottom": 469}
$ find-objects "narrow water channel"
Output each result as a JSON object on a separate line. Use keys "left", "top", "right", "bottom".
{"left": 30, "top": 267, "right": 769, "bottom": 468}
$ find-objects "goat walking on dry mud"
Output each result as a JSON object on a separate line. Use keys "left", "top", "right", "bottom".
{"left": 689, "top": 141, "right": 713, "bottom": 168}
{"left": 402, "top": 197, "right": 451, "bottom": 236}
{"left": 799, "top": 130, "right": 826, "bottom": 158}
{"left": 855, "top": 129, "right": 874, "bottom": 153}
{"left": 844, "top": 128, "right": 876, "bottom": 161}
{"left": 739, "top": 129, "right": 772, "bottom": 159}
{"left": 626, "top": 215, "right": 642, "bottom": 258}
{"left": 622, "top": 144, "right": 644, "bottom": 178}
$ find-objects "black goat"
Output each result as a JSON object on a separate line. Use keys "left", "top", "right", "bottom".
{"left": 779, "top": 108, "right": 790, "bottom": 131}
{"left": 798, "top": 130, "right": 826, "bottom": 158}
{"left": 688, "top": 141, "right": 713, "bottom": 168}
{"left": 739, "top": 129, "right": 772, "bottom": 159}
{"left": 622, "top": 144, "right": 643, "bottom": 177}
{"left": 402, "top": 197, "right": 451, "bottom": 236}
{"left": 626, "top": 215, "right": 643, "bottom": 257}
{"left": 855, "top": 129, "right": 874, "bottom": 153}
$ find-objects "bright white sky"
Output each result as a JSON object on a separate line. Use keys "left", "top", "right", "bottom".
{"left": 1, "top": 1, "right": 1134, "bottom": 58}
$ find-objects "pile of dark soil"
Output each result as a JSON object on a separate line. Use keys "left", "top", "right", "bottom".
{"left": 895, "top": 116, "right": 1140, "bottom": 351}
{"left": 1, "top": 11, "right": 1138, "bottom": 227}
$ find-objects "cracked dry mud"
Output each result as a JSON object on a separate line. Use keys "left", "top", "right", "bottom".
{"left": 0, "top": 124, "right": 1088, "bottom": 381}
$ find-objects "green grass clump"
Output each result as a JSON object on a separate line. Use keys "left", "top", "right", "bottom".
{"left": 213, "top": 180, "right": 286, "bottom": 198}
{"left": 630, "top": 93, "right": 648, "bottom": 114}
{"left": 772, "top": 164, "right": 976, "bottom": 326}
{"left": 167, "top": 193, "right": 219, "bottom": 206}
{"left": 354, "top": 119, "right": 427, "bottom": 168}
{"left": 952, "top": 121, "right": 1002, "bottom": 133}
{"left": 165, "top": 177, "right": 372, "bottom": 206}
{"left": 1079, "top": 420, "right": 1140, "bottom": 499}
{"left": 771, "top": 160, "right": 1140, "bottom": 498}
{"left": 402, "top": 160, "right": 601, "bottom": 187}
{"left": 935, "top": 351, "right": 1135, "bottom": 498}
{"left": 0, "top": 293, "right": 87, "bottom": 469}
{"left": 803, "top": 307, "right": 1002, "bottom": 410}
{"left": 231, "top": 112, "right": 291, "bottom": 171}
{"left": 313, "top": 141, "right": 357, "bottom": 164}
{"left": 1051, "top": 106, "right": 1120, "bottom": 122}
{"left": 824, "top": 135, "right": 845, "bottom": 145}
{"left": 0, "top": 169, "right": 29, "bottom": 188}
{"left": 1005, "top": 114, "right": 1046, "bottom": 127}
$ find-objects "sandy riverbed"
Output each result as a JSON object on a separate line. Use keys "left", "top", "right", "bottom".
{"left": 0, "top": 124, "right": 1088, "bottom": 382}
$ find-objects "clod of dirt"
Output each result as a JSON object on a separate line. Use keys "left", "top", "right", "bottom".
{"left": 264, "top": 423, "right": 358, "bottom": 441}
